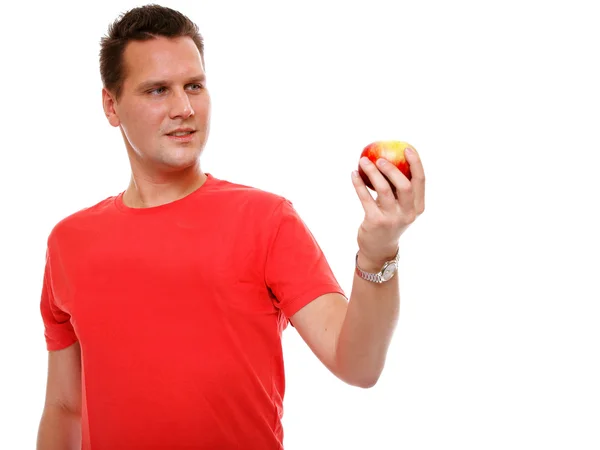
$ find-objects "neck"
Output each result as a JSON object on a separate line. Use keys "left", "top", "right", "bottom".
{"left": 122, "top": 163, "right": 207, "bottom": 209}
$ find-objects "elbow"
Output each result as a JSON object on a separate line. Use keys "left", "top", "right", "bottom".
{"left": 332, "top": 346, "right": 386, "bottom": 388}
{"left": 353, "top": 375, "right": 380, "bottom": 389}
{"left": 337, "top": 370, "right": 382, "bottom": 389}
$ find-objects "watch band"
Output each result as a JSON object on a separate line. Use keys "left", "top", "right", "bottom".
{"left": 355, "top": 247, "right": 400, "bottom": 283}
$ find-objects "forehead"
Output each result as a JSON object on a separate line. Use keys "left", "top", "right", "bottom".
{"left": 122, "top": 36, "right": 204, "bottom": 85}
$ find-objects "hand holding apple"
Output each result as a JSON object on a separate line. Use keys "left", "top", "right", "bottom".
{"left": 357, "top": 141, "right": 413, "bottom": 192}
{"left": 351, "top": 140, "right": 425, "bottom": 269}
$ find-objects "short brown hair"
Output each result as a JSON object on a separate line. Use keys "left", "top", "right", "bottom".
{"left": 99, "top": 4, "right": 205, "bottom": 101}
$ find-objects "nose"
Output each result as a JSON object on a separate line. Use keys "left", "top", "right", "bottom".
{"left": 169, "top": 90, "right": 195, "bottom": 120}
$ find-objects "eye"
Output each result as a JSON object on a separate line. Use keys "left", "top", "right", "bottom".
{"left": 148, "top": 87, "right": 167, "bottom": 95}
{"left": 187, "top": 83, "right": 204, "bottom": 91}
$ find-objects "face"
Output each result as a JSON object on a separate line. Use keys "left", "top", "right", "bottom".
{"left": 102, "top": 36, "right": 211, "bottom": 174}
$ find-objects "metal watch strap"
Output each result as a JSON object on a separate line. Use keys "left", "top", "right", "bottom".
{"left": 355, "top": 247, "right": 400, "bottom": 283}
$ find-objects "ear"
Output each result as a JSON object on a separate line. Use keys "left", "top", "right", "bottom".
{"left": 102, "top": 88, "right": 121, "bottom": 127}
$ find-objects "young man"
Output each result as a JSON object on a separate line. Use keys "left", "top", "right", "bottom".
{"left": 37, "top": 5, "right": 425, "bottom": 450}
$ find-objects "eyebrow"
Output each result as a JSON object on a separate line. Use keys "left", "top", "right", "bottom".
{"left": 137, "top": 75, "right": 206, "bottom": 91}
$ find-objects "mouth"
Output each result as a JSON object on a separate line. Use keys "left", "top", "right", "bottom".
{"left": 166, "top": 130, "right": 196, "bottom": 141}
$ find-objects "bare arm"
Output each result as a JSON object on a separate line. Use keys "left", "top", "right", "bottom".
{"left": 334, "top": 252, "right": 400, "bottom": 386}
{"left": 37, "top": 341, "right": 82, "bottom": 450}
{"left": 290, "top": 262, "right": 399, "bottom": 389}
{"left": 288, "top": 146, "right": 425, "bottom": 388}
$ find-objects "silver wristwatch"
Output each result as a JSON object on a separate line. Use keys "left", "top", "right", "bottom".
{"left": 355, "top": 247, "right": 400, "bottom": 283}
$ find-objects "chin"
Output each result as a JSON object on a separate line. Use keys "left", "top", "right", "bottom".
{"left": 161, "top": 158, "right": 199, "bottom": 171}
{"left": 161, "top": 151, "right": 202, "bottom": 170}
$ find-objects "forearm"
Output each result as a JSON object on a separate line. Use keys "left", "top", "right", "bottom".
{"left": 335, "top": 251, "right": 400, "bottom": 387}
{"left": 37, "top": 405, "right": 81, "bottom": 450}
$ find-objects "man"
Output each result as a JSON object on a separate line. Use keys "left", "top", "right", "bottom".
{"left": 37, "top": 5, "right": 425, "bottom": 450}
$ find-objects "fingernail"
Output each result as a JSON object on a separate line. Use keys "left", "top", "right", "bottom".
{"left": 405, "top": 147, "right": 415, "bottom": 156}
{"left": 376, "top": 158, "right": 387, "bottom": 167}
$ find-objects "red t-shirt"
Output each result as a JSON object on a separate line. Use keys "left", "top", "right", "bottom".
{"left": 40, "top": 173, "right": 345, "bottom": 449}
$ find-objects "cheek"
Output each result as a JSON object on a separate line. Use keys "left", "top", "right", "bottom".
{"left": 126, "top": 103, "right": 165, "bottom": 133}
{"left": 193, "top": 96, "right": 211, "bottom": 117}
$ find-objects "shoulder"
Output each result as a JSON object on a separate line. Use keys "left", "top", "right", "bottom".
{"left": 207, "top": 173, "right": 294, "bottom": 218}
{"left": 46, "top": 195, "right": 117, "bottom": 247}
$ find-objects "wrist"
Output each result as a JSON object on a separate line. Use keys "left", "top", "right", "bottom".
{"left": 356, "top": 248, "right": 398, "bottom": 273}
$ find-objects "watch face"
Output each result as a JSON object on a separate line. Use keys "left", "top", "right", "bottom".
{"left": 381, "top": 262, "right": 397, "bottom": 281}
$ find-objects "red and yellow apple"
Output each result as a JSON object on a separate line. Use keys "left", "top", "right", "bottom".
{"left": 358, "top": 140, "right": 413, "bottom": 191}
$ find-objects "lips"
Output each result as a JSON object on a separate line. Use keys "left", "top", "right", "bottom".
{"left": 167, "top": 130, "right": 195, "bottom": 136}
{"left": 166, "top": 129, "right": 196, "bottom": 142}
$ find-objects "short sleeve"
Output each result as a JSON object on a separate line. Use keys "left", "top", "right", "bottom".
{"left": 40, "top": 248, "right": 78, "bottom": 351}
{"left": 265, "top": 199, "right": 347, "bottom": 322}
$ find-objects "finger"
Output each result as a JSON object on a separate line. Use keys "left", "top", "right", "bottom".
{"left": 377, "top": 157, "right": 415, "bottom": 212}
{"left": 359, "top": 157, "right": 397, "bottom": 209}
{"left": 405, "top": 147, "right": 425, "bottom": 214}
{"left": 351, "top": 170, "right": 380, "bottom": 216}
{"left": 396, "top": 180, "right": 415, "bottom": 216}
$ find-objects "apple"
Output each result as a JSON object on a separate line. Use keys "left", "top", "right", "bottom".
{"left": 358, "top": 140, "right": 413, "bottom": 191}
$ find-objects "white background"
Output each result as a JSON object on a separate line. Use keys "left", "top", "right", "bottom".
{"left": 1, "top": 0, "right": 599, "bottom": 448}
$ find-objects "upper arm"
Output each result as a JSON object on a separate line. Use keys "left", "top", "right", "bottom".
{"left": 290, "top": 293, "right": 348, "bottom": 376}
{"left": 43, "top": 341, "right": 82, "bottom": 414}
